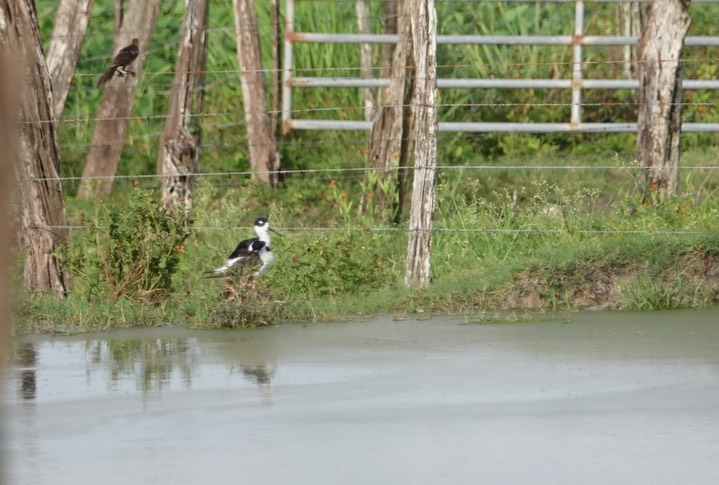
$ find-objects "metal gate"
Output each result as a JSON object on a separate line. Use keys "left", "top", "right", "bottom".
{"left": 281, "top": 0, "right": 719, "bottom": 133}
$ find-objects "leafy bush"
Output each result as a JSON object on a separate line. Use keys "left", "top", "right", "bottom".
{"left": 267, "top": 232, "right": 396, "bottom": 299}
{"left": 61, "top": 190, "right": 192, "bottom": 303}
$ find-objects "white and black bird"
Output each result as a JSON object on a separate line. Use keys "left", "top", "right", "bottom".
{"left": 206, "top": 217, "right": 281, "bottom": 278}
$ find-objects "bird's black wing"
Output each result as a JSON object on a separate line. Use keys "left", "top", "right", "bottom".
{"left": 227, "top": 237, "right": 265, "bottom": 259}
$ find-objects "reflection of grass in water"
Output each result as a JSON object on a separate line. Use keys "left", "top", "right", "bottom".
{"left": 84, "top": 338, "right": 196, "bottom": 392}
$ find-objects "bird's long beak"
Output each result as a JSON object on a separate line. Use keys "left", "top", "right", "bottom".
{"left": 270, "top": 228, "right": 283, "bottom": 237}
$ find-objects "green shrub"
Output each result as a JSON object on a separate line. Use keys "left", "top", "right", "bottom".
{"left": 267, "top": 232, "right": 396, "bottom": 299}
{"left": 61, "top": 190, "right": 192, "bottom": 303}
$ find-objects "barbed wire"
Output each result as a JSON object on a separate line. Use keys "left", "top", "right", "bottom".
{"left": 15, "top": 223, "right": 710, "bottom": 237}
{"left": 18, "top": 98, "right": 719, "bottom": 126}
{"left": 17, "top": 163, "right": 719, "bottom": 184}
{"left": 68, "top": 53, "right": 719, "bottom": 79}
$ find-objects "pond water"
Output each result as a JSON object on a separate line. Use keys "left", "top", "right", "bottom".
{"left": 2, "top": 310, "right": 719, "bottom": 485}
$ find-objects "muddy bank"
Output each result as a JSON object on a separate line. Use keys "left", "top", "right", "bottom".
{"left": 497, "top": 252, "right": 719, "bottom": 311}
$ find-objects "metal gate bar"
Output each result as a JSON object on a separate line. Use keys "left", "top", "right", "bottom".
{"left": 282, "top": 0, "right": 719, "bottom": 133}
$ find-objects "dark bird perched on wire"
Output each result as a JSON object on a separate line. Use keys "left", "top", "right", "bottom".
{"left": 97, "top": 38, "right": 140, "bottom": 87}
{"left": 206, "top": 217, "right": 282, "bottom": 279}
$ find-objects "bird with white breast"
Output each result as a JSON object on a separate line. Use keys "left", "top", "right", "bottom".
{"left": 206, "top": 217, "right": 281, "bottom": 278}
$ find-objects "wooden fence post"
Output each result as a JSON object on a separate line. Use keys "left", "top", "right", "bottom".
{"left": 367, "top": 0, "right": 413, "bottom": 223}
{"left": 77, "top": 0, "right": 161, "bottom": 198}
{"left": 157, "top": 0, "right": 209, "bottom": 214}
{"left": 234, "top": 0, "right": 280, "bottom": 186}
{"left": 636, "top": 0, "right": 691, "bottom": 202}
{"left": 404, "top": 0, "right": 438, "bottom": 288}
{"left": 46, "top": 0, "right": 94, "bottom": 119}
{"left": 1, "top": 0, "right": 70, "bottom": 296}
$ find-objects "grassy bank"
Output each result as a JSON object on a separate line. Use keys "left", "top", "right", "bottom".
{"left": 14, "top": 150, "right": 719, "bottom": 334}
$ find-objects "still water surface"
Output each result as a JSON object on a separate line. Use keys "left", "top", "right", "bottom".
{"left": 3, "top": 311, "right": 719, "bottom": 484}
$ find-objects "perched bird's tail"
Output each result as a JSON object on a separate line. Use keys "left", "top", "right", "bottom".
{"left": 204, "top": 270, "right": 226, "bottom": 279}
{"left": 204, "top": 263, "right": 233, "bottom": 279}
{"left": 97, "top": 67, "right": 116, "bottom": 87}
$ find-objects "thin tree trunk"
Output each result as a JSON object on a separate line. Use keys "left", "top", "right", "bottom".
{"left": 356, "top": 0, "right": 375, "bottom": 121}
{"left": 380, "top": 0, "right": 397, "bottom": 104}
{"left": 367, "top": 0, "right": 413, "bottom": 223}
{"left": 618, "top": 2, "right": 642, "bottom": 79}
{"left": 1, "top": 0, "right": 70, "bottom": 296}
{"left": 46, "top": 0, "right": 94, "bottom": 119}
{"left": 405, "top": 0, "right": 438, "bottom": 288}
{"left": 157, "top": 0, "right": 209, "bottom": 214}
{"left": 233, "top": 0, "right": 280, "bottom": 186}
{"left": 636, "top": 0, "right": 691, "bottom": 202}
{"left": 77, "top": 0, "right": 161, "bottom": 198}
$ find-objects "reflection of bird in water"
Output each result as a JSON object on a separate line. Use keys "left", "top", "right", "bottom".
{"left": 206, "top": 217, "right": 281, "bottom": 278}
{"left": 97, "top": 38, "right": 140, "bottom": 87}
{"left": 241, "top": 364, "right": 276, "bottom": 397}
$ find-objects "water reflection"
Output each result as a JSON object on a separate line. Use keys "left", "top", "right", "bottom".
{"left": 84, "top": 338, "right": 197, "bottom": 393}
{"left": 5, "top": 313, "right": 719, "bottom": 485}
{"left": 15, "top": 343, "right": 37, "bottom": 401}
{"left": 76, "top": 334, "right": 278, "bottom": 399}
{"left": 239, "top": 363, "right": 276, "bottom": 397}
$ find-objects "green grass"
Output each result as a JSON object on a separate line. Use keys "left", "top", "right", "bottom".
{"left": 14, "top": 158, "right": 719, "bottom": 334}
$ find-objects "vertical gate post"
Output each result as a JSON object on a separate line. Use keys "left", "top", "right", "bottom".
{"left": 405, "top": 0, "right": 438, "bottom": 288}
{"left": 571, "top": 0, "right": 584, "bottom": 128}
{"left": 281, "top": 0, "right": 295, "bottom": 133}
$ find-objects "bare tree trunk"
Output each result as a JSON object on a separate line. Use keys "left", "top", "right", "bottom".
{"left": 636, "top": 0, "right": 691, "bottom": 202}
{"left": 0, "top": 50, "right": 16, "bottom": 356}
{"left": 380, "top": 0, "right": 397, "bottom": 104}
{"left": 46, "top": 0, "right": 94, "bottom": 119}
{"left": 405, "top": 0, "right": 438, "bottom": 288}
{"left": 367, "top": 0, "right": 413, "bottom": 222}
{"left": 618, "top": 2, "right": 642, "bottom": 79}
{"left": 1, "top": 0, "right": 70, "bottom": 296}
{"left": 77, "top": 0, "right": 161, "bottom": 198}
{"left": 157, "top": 0, "right": 209, "bottom": 214}
{"left": 356, "top": 0, "right": 375, "bottom": 121}
{"left": 233, "top": 0, "right": 280, "bottom": 186}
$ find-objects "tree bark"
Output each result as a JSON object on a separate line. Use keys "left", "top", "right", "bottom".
{"left": 380, "top": 0, "right": 398, "bottom": 93}
{"left": 46, "top": 0, "right": 94, "bottom": 119}
{"left": 367, "top": 0, "right": 413, "bottom": 223}
{"left": 1, "top": 0, "right": 70, "bottom": 296}
{"left": 617, "top": 2, "right": 642, "bottom": 79}
{"left": 114, "top": 0, "right": 123, "bottom": 38}
{"left": 157, "top": 0, "right": 209, "bottom": 214}
{"left": 77, "top": 0, "right": 161, "bottom": 198}
{"left": 636, "top": 0, "right": 691, "bottom": 202}
{"left": 233, "top": 0, "right": 280, "bottom": 186}
{"left": 405, "top": 0, "right": 438, "bottom": 288}
{"left": 356, "top": 0, "right": 375, "bottom": 121}
{"left": 0, "top": 49, "right": 16, "bottom": 355}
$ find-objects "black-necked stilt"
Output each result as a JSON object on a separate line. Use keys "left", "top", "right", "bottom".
{"left": 206, "top": 217, "right": 281, "bottom": 278}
